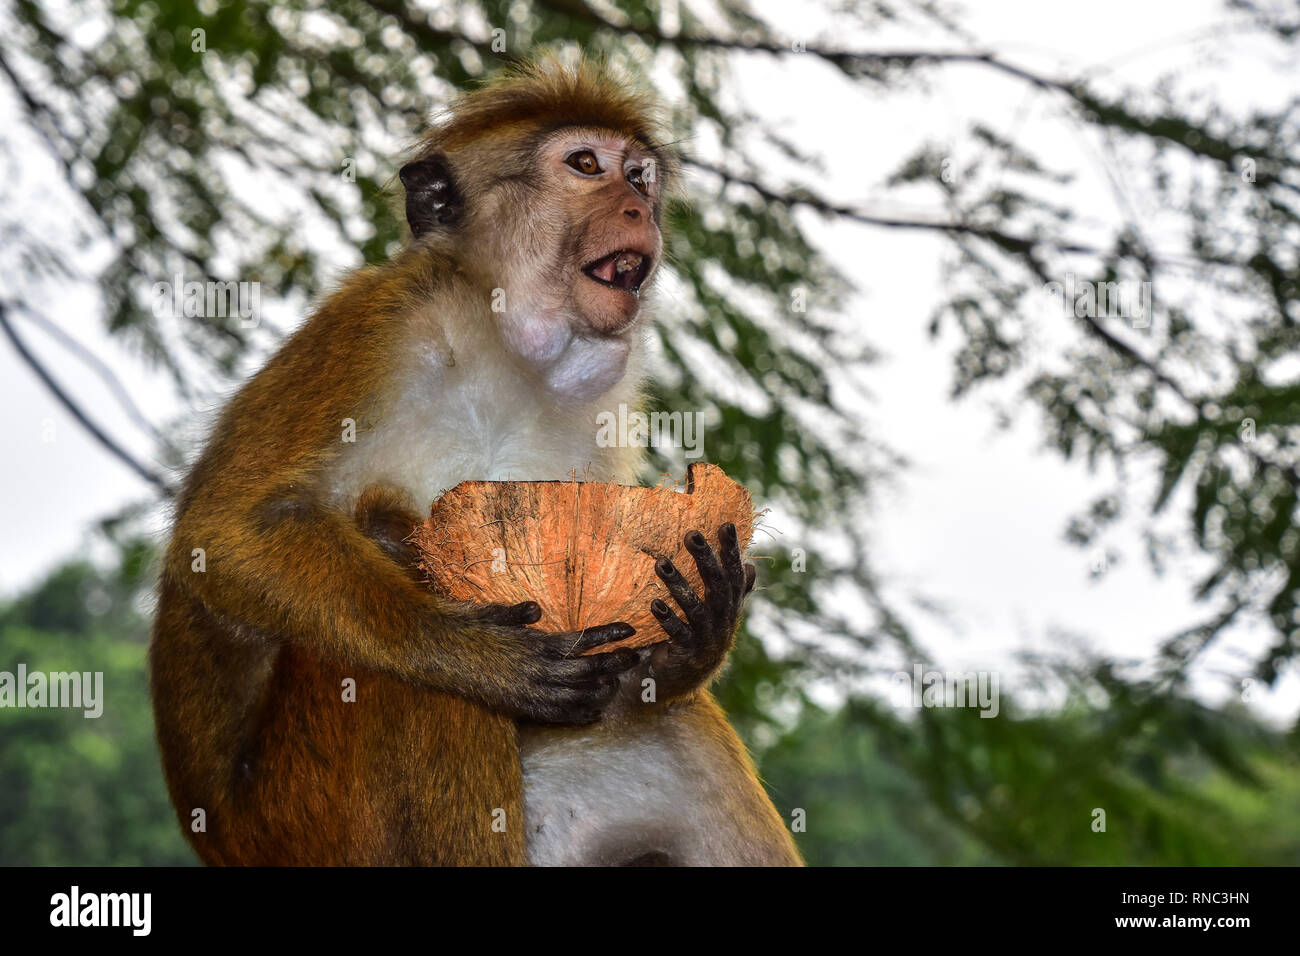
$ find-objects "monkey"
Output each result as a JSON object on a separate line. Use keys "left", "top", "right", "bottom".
{"left": 149, "top": 55, "right": 802, "bottom": 867}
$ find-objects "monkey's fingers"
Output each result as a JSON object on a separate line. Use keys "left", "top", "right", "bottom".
{"left": 717, "top": 523, "right": 748, "bottom": 602}
{"left": 655, "top": 556, "right": 709, "bottom": 632}
{"left": 476, "top": 600, "right": 543, "bottom": 627}
{"left": 685, "top": 530, "right": 732, "bottom": 624}
{"left": 547, "top": 648, "right": 639, "bottom": 682}
{"left": 526, "top": 676, "right": 622, "bottom": 726}
{"left": 557, "top": 622, "right": 636, "bottom": 656}
{"left": 525, "top": 649, "right": 638, "bottom": 724}
{"left": 650, "top": 599, "right": 692, "bottom": 643}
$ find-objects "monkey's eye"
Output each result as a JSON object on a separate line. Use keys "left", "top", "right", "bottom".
{"left": 627, "top": 167, "right": 650, "bottom": 196}
{"left": 564, "top": 150, "right": 603, "bottom": 176}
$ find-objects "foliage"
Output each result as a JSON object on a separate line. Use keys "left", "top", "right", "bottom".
{"left": 4, "top": 0, "right": 1295, "bottom": 677}
{"left": 0, "top": 0, "right": 1298, "bottom": 863}
{"left": 0, "top": 550, "right": 194, "bottom": 865}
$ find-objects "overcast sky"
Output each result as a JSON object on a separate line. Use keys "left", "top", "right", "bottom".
{"left": 1, "top": 0, "right": 1297, "bottom": 723}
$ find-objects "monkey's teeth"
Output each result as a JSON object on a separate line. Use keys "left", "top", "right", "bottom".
{"left": 615, "top": 252, "right": 643, "bottom": 274}
{"left": 584, "top": 250, "right": 650, "bottom": 292}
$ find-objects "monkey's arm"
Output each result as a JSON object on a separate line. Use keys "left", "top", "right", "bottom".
{"left": 645, "top": 522, "right": 757, "bottom": 702}
{"left": 167, "top": 486, "right": 639, "bottom": 724}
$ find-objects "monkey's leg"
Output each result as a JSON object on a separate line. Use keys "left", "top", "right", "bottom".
{"left": 153, "top": 587, "right": 529, "bottom": 866}
{"left": 242, "top": 648, "right": 528, "bottom": 865}
{"left": 667, "top": 694, "right": 803, "bottom": 866}
{"left": 519, "top": 695, "right": 802, "bottom": 867}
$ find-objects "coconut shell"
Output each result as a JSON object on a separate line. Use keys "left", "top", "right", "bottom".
{"left": 412, "top": 463, "right": 756, "bottom": 653}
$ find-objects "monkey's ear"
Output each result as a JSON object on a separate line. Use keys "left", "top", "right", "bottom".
{"left": 399, "top": 154, "right": 463, "bottom": 237}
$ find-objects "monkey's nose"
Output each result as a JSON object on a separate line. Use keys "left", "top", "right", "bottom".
{"left": 621, "top": 193, "right": 653, "bottom": 220}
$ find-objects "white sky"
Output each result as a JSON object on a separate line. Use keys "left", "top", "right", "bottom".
{"left": 1, "top": 0, "right": 1297, "bottom": 723}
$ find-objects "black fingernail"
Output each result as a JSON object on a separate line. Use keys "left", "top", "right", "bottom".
{"left": 651, "top": 599, "right": 669, "bottom": 615}
{"left": 721, "top": 523, "right": 736, "bottom": 539}
{"left": 687, "top": 531, "right": 705, "bottom": 548}
{"left": 656, "top": 558, "right": 676, "bottom": 577}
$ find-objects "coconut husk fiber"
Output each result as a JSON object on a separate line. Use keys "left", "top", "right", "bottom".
{"left": 412, "top": 463, "right": 756, "bottom": 653}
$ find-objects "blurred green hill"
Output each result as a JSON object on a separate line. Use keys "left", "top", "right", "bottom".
{"left": 3, "top": 550, "right": 1296, "bottom": 866}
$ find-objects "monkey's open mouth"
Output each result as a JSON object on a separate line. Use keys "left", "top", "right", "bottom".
{"left": 582, "top": 250, "right": 652, "bottom": 295}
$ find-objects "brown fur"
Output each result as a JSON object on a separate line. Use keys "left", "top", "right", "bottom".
{"left": 149, "top": 55, "right": 799, "bottom": 867}
{"left": 415, "top": 54, "right": 669, "bottom": 157}
{"left": 151, "top": 252, "right": 529, "bottom": 864}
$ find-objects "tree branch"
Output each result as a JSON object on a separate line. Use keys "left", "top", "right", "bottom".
{"left": 11, "top": 303, "right": 165, "bottom": 445}
{"left": 534, "top": 0, "right": 1082, "bottom": 89}
{"left": 684, "top": 156, "right": 1252, "bottom": 271}
{"left": 0, "top": 302, "right": 173, "bottom": 495}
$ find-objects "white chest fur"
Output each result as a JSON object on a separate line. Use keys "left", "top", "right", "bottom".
{"left": 324, "top": 330, "right": 640, "bottom": 510}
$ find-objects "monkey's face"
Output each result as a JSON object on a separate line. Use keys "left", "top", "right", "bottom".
{"left": 462, "top": 127, "right": 666, "bottom": 400}
{"left": 545, "top": 130, "right": 664, "bottom": 336}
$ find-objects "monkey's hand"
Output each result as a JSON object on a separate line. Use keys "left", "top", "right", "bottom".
{"left": 453, "top": 601, "right": 642, "bottom": 725}
{"left": 646, "top": 522, "right": 756, "bottom": 701}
